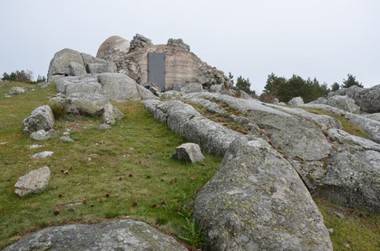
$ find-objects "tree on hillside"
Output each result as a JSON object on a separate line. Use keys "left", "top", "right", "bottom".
{"left": 262, "top": 74, "right": 329, "bottom": 103}
{"left": 331, "top": 82, "right": 340, "bottom": 92}
{"left": 236, "top": 75, "right": 254, "bottom": 95}
{"left": 263, "top": 73, "right": 286, "bottom": 97}
{"left": 2, "top": 70, "right": 33, "bottom": 82}
{"left": 341, "top": 74, "right": 363, "bottom": 88}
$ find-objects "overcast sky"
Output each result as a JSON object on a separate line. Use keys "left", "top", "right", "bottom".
{"left": 0, "top": 0, "right": 379, "bottom": 92}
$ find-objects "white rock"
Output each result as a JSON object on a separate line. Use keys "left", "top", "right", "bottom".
{"left": 288, "top": 97, "right": 304, "bottom": 106}
{"left": 14, "top": 166, "right": 51, "bottom": 197}
{"left": 32, "top": 151, "right": 54, "bottom": 159}
{"left": 174, "top": 143, "right": 205, "bottom": 163}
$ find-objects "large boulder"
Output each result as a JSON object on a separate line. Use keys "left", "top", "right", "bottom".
{"left": 97, "top": 35, "right": 130, "bottom": 59}
{"left": 194, "top": 138, "right": 332, "bottom": 251}
{"left": 326, "top": 95, "right": 360, "bottom": 113}
{"left": 47, "top": 49, "right": 116, "bottom": 81}
{"left": 288, "top": 96, "right": 304, "bottom": 106}
{"left": 23, "top": 105, "right": 55, "bottom": 133}
{"left": 4, "top": 219, "right": 187, "bottom": 251}
{"left": 65, "top": 93, "right": 108, "bottom": 115}
{"left": 14, "top": 166, "right": 51, "bottom": 197}
{"left": 356, "top": 85, "right": 380, "bottom": 113}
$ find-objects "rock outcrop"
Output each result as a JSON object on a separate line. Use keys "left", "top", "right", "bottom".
{"left": 47, "top": 48, "right": 116, "bottom": 82}
{"left": 327, "top": 84, "right": 380, "bottom": 113}
{"left": 326, "top": 95, "right": 360, "bottom": 113}
{"left": 194, "top": 138, "right": 333, "bottom": 251}
{"left": 96, "top": 35, "right": 130, "bottom": 59}
{"left": 4, "top": 220, "right": 187, "bottom": 251}
{"left": 97, "top": 34, "right": 229, "bottom": 91}
{"left": 14, "top": 166, "right": 51, "bottom": 197}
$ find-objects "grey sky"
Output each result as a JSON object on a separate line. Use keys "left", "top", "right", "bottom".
{"left": 0, "top": 0, "right": 379, "bottom": 92}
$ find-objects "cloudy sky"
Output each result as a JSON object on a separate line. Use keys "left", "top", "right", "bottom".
{"left": 0, "top": 0, "right": 379, "bottom": 92}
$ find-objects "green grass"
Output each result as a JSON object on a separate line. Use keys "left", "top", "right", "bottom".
{"left": 316, "top": 198, "right": 380, "bottom": 251}
{"left": 0, "top": 81, "right": 221, "bottom": 249}
{"left": 303, "top": 108, "right": 370, "bottom": 139}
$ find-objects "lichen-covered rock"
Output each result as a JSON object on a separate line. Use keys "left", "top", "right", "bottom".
{"left": 288, "top": 96, "right": 304, "bottom": 106}
{"left": 194, "top": 138, "right": 332, "bottom": 251}
{"left": 326, "top": 95, "right": 360, "bottom": 113}
{"left": 3, "top": 219, "right": 187, "bottom": 251}
{"left": 174, "top": 143, "right": 205, "bottom": 163}
{"left": 47, "top": 49, "right": 116, "bottom": 81}
{"left": 321, "top": 138, "right": 380, "bottom": 211}
{"left": 102, "top": 103, "right": 124, "bottom": 125}
{"left": 364, "top": 113, "right": 380, "bottom": 122}
{"left": 66, "top": 93, "right": 108, "bottom": 115}
{"left": 14, "top": 166, "right": 51, "bottom": 197}
{"left": 356, "top": 85, "right": 380, "bottom": 113}
{"left": 23, "top": 105, "right": 55, "bottom": 133}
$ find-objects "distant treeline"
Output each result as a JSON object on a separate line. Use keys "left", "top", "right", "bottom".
{"left": 1, "top": 70, "right": 46, "bottom": 83}
{"left": 231, "top": 73, "right": 364, "bottom": 103}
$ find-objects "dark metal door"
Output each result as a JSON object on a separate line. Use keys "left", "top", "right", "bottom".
{"left": 148, "top": 53, "right": 166, "bottom": 91}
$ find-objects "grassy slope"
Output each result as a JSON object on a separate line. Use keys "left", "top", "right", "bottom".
{"left": 0, "top": 82, "right": 379, "bottom": 250}
{"left": 0, "top": 81, "right": 220, "bottom": 248}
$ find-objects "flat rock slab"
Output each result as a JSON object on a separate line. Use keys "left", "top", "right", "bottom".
{"left": 4, "top": 219, "right": 187, "bottom": 251}
{"left": 14, "top": 166, "right": 51, "bottom": 197}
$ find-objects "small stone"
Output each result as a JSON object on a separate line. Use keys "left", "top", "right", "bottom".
{"left": 32, "top": 151, "right": 54, "bottom": 159}
{"left": 328, "top": 228, "right": 334, "bottom": 234}
{"left": 30, "top": 129, "right": 55, "bottom": 141}
{"left": 29, "top": 144, "right": 43, "bottom": 149}
{"left": 60, "top": 136, "right": 74, "bottom": 143}
{"left": 98, "top": 123, "right": 111, "bottom": 130}
{"left": 8, "top": 86, "right": 26, "bottom": 96}
{"left": 14, "top": 166, "right": 51, "bottom": 197}
{"left": 174, "top": 143, "right": 205, "bottom": 163}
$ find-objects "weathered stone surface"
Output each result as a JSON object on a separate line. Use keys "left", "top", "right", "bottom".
{"left": 102, "top": 103, "right": 124, "bottom": 125}
{"left": 30, "top": 129, "right": 56, "bottom": 141}
{"left": 326, "top": 95, "right": 360, "bottom": 113}
{"left": 97, "top": 72, "right": 156, "bottom": 101}
{"left": 144, "top": 99, "right": 244, "bottom": 156}
{"left": 8, "top": 86, "right": 26, "bottom": 96}
{"left": 32, "top": 151, "right": 54, "bottom": 159}
{"left": 167, "top": 38, "right": 190, "bottom": 51}
{"left": 68, "top": 61, "right": 86, "bottom": 76}
{"left": 194, "top": 138, "right": 332, "bottom": 251}
{"left": 14, "top": 166, "right": 51, "bottom": 197}
{"left": 174, "top": 143, "right": 205, "bottom": 163}
{"left": 4, "top": 219, "right": 187, "bottom": 251}
{"left": 288, "top": 96, "right": 304, "bottom": 106}
{"left": 356, "top": 85, "right": 380, "bottom": 113}
{"left": 328, "top": 85, "right": 363, "bottom": 100}
{"left": 175, "top": 82, "right": 203, "bottom": 93}
{"left": 345, "top": 113, "right": 380, "bottom": 143}
{"left": 364, "top": 113, "right": 380, "bottom": 122}
{"left": 23, "top": 105, "right": 55, "bottom": 133}
{"left": 48, "top": 48, "right": 84, "bottom": 81}
{"left": 97, "top": 35, "right": 130, "bottom": 59}
{"left": 48, "top": 49, "right": 117, "bottom": 81}
{"left": 66, "top": 93, "right": 108, "bottom": 115}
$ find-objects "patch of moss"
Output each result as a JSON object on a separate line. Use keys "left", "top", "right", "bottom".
{"left": 303, "top": 108, "right": 370, "bottom": 139}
